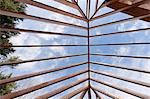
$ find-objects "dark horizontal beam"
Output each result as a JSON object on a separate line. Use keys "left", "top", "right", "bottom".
{"left": 35, "top": 78, "right": 88, "bottom": 99}
{"left": 89, "top": 14, "right": 150, "bottom": 29}
{"left": 0, "top": 9, "right": 87, "bottom": 29}
{"left": 15, "top": 0, "right": 88, "bottom": 22}
{"left": 0, "top": 69, "right": 88, "bottom": 99}
{"left": 91, "top": 53, "right": 150, "bottom": 59}
{"left": 91, "top": 70, "right": 150, "bottom": 87}
{"left": 91, "top": 78, "right": 150, "bottom": 99}
{"left": 0, "top": 44, "right": 88, "bottom": 48}
{"left": 1, "top": 42, "right": 150, "bottom": 48}
{"left": 91, "top": 0, "right": 149, "bottom": 21}
{"left": 90, "top": 61, "right": 150, "bottom": 74}
{"left": 0, "top": 53, "right": 87, "bottom": 66}
{"left": 90, "top": 42, "right": 150, "bottom": 46}
{"left": 0, "top": 62, "right": 88, "bottom": 85}
{"left": 61, "top": 86, "right": 88, "bottom": 99}
{"left": 0, "top": 27, "right": 87, "bottom": 38}
{"left": 90, "top": 28, "right": 150, "bottom": 37}
{"left": 91, "top": 86, "right": 119, "bottom": 99}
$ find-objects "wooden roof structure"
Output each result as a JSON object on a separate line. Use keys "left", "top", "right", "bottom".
{"left": 0, "top": 0, "right": 150, "bottom": 99}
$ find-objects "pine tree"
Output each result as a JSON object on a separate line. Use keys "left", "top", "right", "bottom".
{"left": 0, "top": 0, "right": 26, "bottom": 95}
{"left": 0, "top": 0, "right": 26, "bottom": 57}
{"left": 0, "top": 73, "right": 17, "bottom": 95}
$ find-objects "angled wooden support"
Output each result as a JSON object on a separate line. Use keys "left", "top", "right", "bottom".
{"left": 91, "top": 86, "right": 118, "bottom": 99}
{"left": 0, "top": 27, "right": 88, "bottom": 38}
{"left": 91, "top": 69, "right": 150, "bottom": 87}
{"left": 61, "top": 86, "right": 88, "bottom": 99}
{"left": 71, "top": 0, "right": 87, "bottom": 18}
{"left": 91, "top": 87, "right": 102, "bottom": 99}
{"left": 0, "top": 9, "right": 87, "bottom": 29}
{"left": 35, "top": 78, "right": 88, "bottom": 99}
{"left": 90, "top": 61, "right": 150, "bottom": 74}
{"left": 91, "top": 53, "right": 150, "bottom": 59}
{"left": 0, "top": 70, "right": 88, "bottom": 99}
{"left": 15, "top": 0, "right": 88, "bottom": 22}
{"left": 0, "top": 53, "right": 87, "bottom": 66}
{"left": 91, "top": 78, "right": 150, "bottom": 99}
{"left": 90, "top": 28, "right": 150, "bottom": 37}
{"left": 0, "top": 62, "right": 88, "bottom": 85}
{"left": 91, "top": 0, "right": 119, "bottom": 19}
{"left": 86, "top": 0, "right": 91, "bottom": 19}
{"left": 95, "top": 0, "right": 99, "bottom": 12}
{"left": 88, "top": 88, "right": 92, "bottom": 99}
{"left": 79, "top": 89, "right": 88, "bottom": 99}
{"left": 91, "top": 0, "right": 149, "bottom": 21}
{"left": 90, "top": 14, "right": 150, "bottom": 29}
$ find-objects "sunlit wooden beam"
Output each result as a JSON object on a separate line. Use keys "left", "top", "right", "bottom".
{"left": 35, "top": 78, "right": 88, "bottom": 99}
{"left": 0, "top": 9, "right": 87, "bottom": 29}
{"left": 61, "top": 86, "right": 88, "bottom": 99}
{"left": 0, "top": 70, "right": 88, "bottom": 99}
{"left": 91, "top": 0, "right": 149, "bottom": 21}
{"left": 0, "top": 62, "right": 88, "bottom": 85}
{"left": 91, "top": 78, "right": 150, "bottom": 99}
{"left": 15, "top": 0, "right": 88, "bottom": 21}
{"left": 90, "top": 14, "right": 150, "bottom": 29}
{"left": 90, "top": 61, "right": 150, "bottom": 74}
{"left": 91, "top": 69, "right": 150, "bottom": 87}
{"left": 0, "top": 54, "right": 87, "bottom": 66}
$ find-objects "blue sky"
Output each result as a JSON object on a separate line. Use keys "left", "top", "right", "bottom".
{"left": 1, "top": 0, "right": 150, "bottom": 99}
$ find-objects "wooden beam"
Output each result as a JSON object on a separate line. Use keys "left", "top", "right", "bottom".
{"left": 91, "top": 78, "right": 150, "bottom": 99}
{"left": 79, "top": 89, "right": 88, "bottom": 99}
{"left": 90, "top": 42, "right": 150, "bottom": 46}
{"left": 15, "top": 0, "right": 88, "bottom": 22}
{"left": 0, "top": 53, "right": 87, "bottom": 66}
{"left": 35, "top": 78, "right": 88, "bottom": 99}
{"left": 91, "top": 53, "right": 150, "bottom": 59}
{"left": 89, "top": 13, "right": 150, "bottom": 29}
{"left": 86, "top": 0, "right": 91, "bottom": 19}
{"left": 61, "top": 86, "right": 88, "bottom": 99}
{"left": 90, "top": 61, "right": 150, "bottom": 74}
{"left": 90, "top": 28, "right": 150, "bottom": 37}
{"left": 91, "top": 0, "right": 149, "bottom": 21}
{"left": 107, "top": 1, "right": 150, "bottom": 22}
{"left": 71, "top": 0, "right": 87, "bottom": 18}
{"left": 91, "top": 69, "right": 150, "bottom": 87}
{"left": 0, "top": 62, "right": 88, "bottom": 85}
{"left": 0, "top": 9, "right": 87, "bottom": 29}
{"left": 91, "top": 0, "right": 119, "bottom": 19}
{"left": 0, "top": 27, "right": 87, "bottom": 38}
{"left": 0, "top": 70, "right": 88, "bottom": 99}
{"left": 0, "top": 44, "right": 88, "bottom": 48}
{"left": 95, "top": 0, "right": 99, "bottom": 12}
{"left": 91, "top": 88, "right": 102, "bottom": 99}
{"left": 91, "top": 86, "right": 118, "bottom": 99}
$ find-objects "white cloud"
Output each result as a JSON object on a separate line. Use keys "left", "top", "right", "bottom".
{"left": 91, "top": 20, "right": 150, "bottom": 98}
{"left": 118, "top": 20, "right": 150, "bottom": 36}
